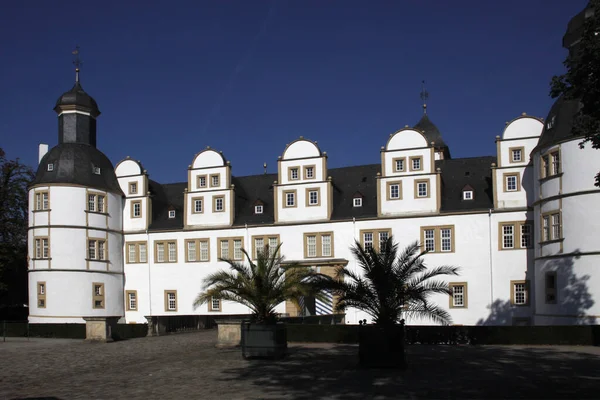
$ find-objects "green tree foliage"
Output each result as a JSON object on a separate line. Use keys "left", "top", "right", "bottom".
{"left": 550, "top": 0, "right": 600, "bottom": 186}
{"left": 193, "top": 243, "right": 319, "bottom": 323}
{"left": 313, "top": 237, "right": 459, "bottom": 326}
{"left": 0, "top": 148, "right": 34, "bottom": 306}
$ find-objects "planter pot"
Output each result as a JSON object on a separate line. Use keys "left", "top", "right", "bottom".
{"left": 359, "top": 324, "right": 406, "bottom": 368}
{"left": 241, "top": 321, "right": 287, "bottom": 359}
{"left": 216, "top": 320, "right": 242, "bottom": 348}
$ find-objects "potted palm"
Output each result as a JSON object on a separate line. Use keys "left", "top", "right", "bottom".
{"left": 313, "top": 237, "right": 459, "bottom": 368}
{"left": 193, "top": 243, "right": 317, "bottom": 359}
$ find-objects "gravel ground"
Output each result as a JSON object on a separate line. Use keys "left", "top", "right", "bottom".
{"left": 2, "top": 330, "right": 600, "bottom": 399}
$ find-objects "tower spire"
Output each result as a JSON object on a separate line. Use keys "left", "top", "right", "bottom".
{"left": 420, "top": 80, "right": 429, "bottom": 115}
{"left": 72, "top": 45, "right": 82, "bottom": 83}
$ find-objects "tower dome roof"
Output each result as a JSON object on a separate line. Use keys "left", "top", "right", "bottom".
{"left": 534, "top": 96, "right": 581, "bottom": 151}
{"left": 54, "top": 81, "right": 100, "bottom": 116}
{"left": 414, "top": 114, "right": 451, "bottom": 158}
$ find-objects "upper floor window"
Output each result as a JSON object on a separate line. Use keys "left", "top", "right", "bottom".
{"left": 289, "top": 167, "right": 299, "bottom": 181}
{"left": 34, "top": 237, "right": 50, "bottom": 259}
{"left": 185, "top": 239, "right": 210, "bottom": 262}
{"left": 156, "top": 241, "right": 177, "bottom": 263}
{"left": 197, "top": 175, "right": 207, "bottom": 188}
{"left": 93, "top": 166, "right": 101, "bottom": 175}
{"left": 192, "top": 197, "right": 203, "bottom": 214}
{"left": 415, "top": 180, "right": 429, "bottom": 198}
{"left": 168, "top": 210, "right": 176, "bottom": 219}
{"left": 218, "top": 238, "right": 244, "bottom": 260}
{"left": 304, "top": 232, "right": 334, "bottom": 258}
{"left": 35, "top": 191, "right": 49, "bottom": 211}
{"left": 410, "top": 156, "right": 422, "bottom": 171}
{"left": 126, "top": 242, "right": 147, "bottom": 263}
{"left": 499, "top": 221, "right": 532, "bottom": 250}
{"left": 360, "top": 229, "right": 391, "bottom": 252}
{"left": 88, "top": 193, "right": 106, "bottom": 213}
{"left": 393, "top": 157, "right": 405, "bottom": 172}
{"left": 131, "top": 200, "right": 142, "bottom": 218}
{"left": 214, "top": 196, "right": 224, "bottom": 212}
{"left": 387, "top": 182, "right": 402, "bottom": 200}
{"left": 307, "top": 188, "right": 320, "bottom": 206}
{"left": 542, "top": 212, "right": 561, "bottom": 242}
{"left": 255, "top": 205, "right": 263, "bottom": 214}
{"left": 503, "top": 173, "right": 520, "bottom": 192}
{"left": 210, "top": 174, "right": 220, "bottom": 187}
{"left": 463, "top": 190, "right": 473, "bottom": 200}
{"left": 88, "top": 239, "right": 106, "bottom": 261}
{"left": 541, "top": 150, "right": 560, "bottom": 178}
{"left": 47, "top": 163, "right": 54, "bottom": 172}
{"left": 421, "top": 226, "right": 455, "bottom": 253}
{"left": 353, "top": 197, "right": 362, "bottom": 207}
{"left": 283, "top": 190, "right": 296, "bottom": 208}
{"left": 129, "top": 182, "right": 138, "bottom": 195}
{"left": 510, "top": 147, "right": 524, "bottom": 163}
{"left": 304, "top": 165, "right": 315, "bottom": 179}
{"left": 253, "top": 235, "right": 279, "bottom": 259}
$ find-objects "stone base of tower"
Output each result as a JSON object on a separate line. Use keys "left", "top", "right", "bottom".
{"left": 83, "top": 316, "right": 120, "bottom": 342}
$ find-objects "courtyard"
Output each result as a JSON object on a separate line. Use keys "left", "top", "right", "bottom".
{"left": 2, "top": 330, "right": 600, "bottom": 399}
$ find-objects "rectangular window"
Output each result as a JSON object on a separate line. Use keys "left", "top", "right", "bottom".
{"left": 283, "top": 190, "right": 296, "bottom": 207}
{"left": 220, "top": 240, "right": 229, "bottom": 259}
{"left": 168, "top": 210, "right": 175, "bottom": 219}
{"left": 551, "top": 152, "right": 560, "bottom": 175}
{"left": 129, "top": 182, "right": 138, "bottom": 195}
{"left": 132, "top": 201, "right": 142, "bottom": 218}
{"left": 387, "top": 182, "right": 402, "bottom": 200}
{"left": 197, "top": 175, "right": 207, "bottom": 188}
{"left": 233, "top": 239, "right": 243, "bottom": 260}
{"left": 542, "top": 216, "right": 550, "bottom": 242}
{"left": 37, "top": 282, "right": 46, "bottom": 308}
{"left": 97, "top": 195, "right": 105, "bottom": 213}
{"left": 499, "top": 221, "right": 532, "bottom": 250}
{"left": 551, "top": 213, "right": 561, "bottom": 240}
{"left": 34, "top": 237, "right": 50, "bottom": 259}
{"left": 210, "top": 174, "right": 220, "bottom": 187}
{"left": 410, "top": 156, "right": 422, "bottom": 171}
{"left": 304, "top": 165, "right": 315, "bottom": 179}
{"left": 321, "top": 234, "right": 332, "bottom": 257}
{"left": 449, "top": 283, "right": 468, "bottom": 308}
{"left": 139, "top": 243, "right": 147, "bottom": 263}
{"left": 88, "top": 239, "right": 106, "bottom": 261}
{"left": 379, "top": 231, "right": 389, "bottom": 252}
{"left": 199, "top": 240, "right": 209, "bottom": 261}
{"left": 545, "top": 272, "right": 557, "bottom": 304}
{"left": 360, "top": 229, "right": 391, "bottom": 252}
{"left": 306, "top": 235, "right": 317, "bottom": 257}
{"left": 502, "top": 225, "right": 514, "bottom": 249}
{"left": 168, "top": 242, "right": 176, "bottom": 262}
{"left": 252, "top": 235, "right": 280, "bottom": 259}
{"left": 126, "top": 290, "right": 137, "bottom": 311}
{"left": 541, "top": 155, "right": 550, "bottom": 178}
{"left": 165, "top": 290, "right": 177, "bottom": 311}
{"left": 128, "top": 244, "right": 136, "bottom": 263}
{"left": 126, "top": 242, "right": 149, "bottom": 263}
{"left": 511, "top": 280, "right": 529, "bottom": 306}
{"left": 254, "top": 237, "right": 264, "bottom": 258}
{"left": 393, "top": 157, "right": 405, "bottom": 172}
{"left": 421, "top": 226, "right": 455, "bottom": 253}
{"left": 521, "top": 224, "right": 531, "bottom": 248}
{"left": 463, "top": 190, "right": 473, "bottom": 200}
{"left": 93, "top": 283, "right": 105, "bottom": 309}
{"left": 268, "top": 237, "right": 278, "bottom": 257}
{"left": 156, "top": 243, "right": 165, "bottom": 263}
{"left": 255, "top": 205, "right": 263, "bottom": 214}
{"left": 510, "top": 147, "right": 524, "bottom": 163}
{"left": 289, "top": 167, "right": 299, "bottom": 181}
{"left": 541, "top": 212, "right": 561, "bottom": 242}
{"left": 155, "top": 241, "right": 176, "bottom": 263}
{"left": 185, "top": 239, "right": 210, "bottom": 262}
{"left": 415, "top": 180, "right": 429, "bottom": 198}
{"left": 210, "top": 297, "right": 221, "bottom": 311}
{"left": 218, "top": 237, "right": 244, "bottom": 261}
{"left": 353, "top": 197, "right": 362, "bottom": 207}
{"left": 193, "top": 197, "right": 203, "bottom": 213}
{"left": 35, "top": 191, "right": 50, "bottom": 210}
{"left": 88, "top": 194, "right": 96, "bottom": 212}
{"left": 47, "top": 163, "right": 54, "bottom": 171}
{"left": 187, "top": 241, "right": 197, "bottom": 262}
{"left": 304, "top": 232, "right": 334, "bottom": 258}
{"left": 214, "top": 196, "right": 224, "bottom": 212}
{"left": 504, "top": 173, "right": 519, "bottom": 192}
{"left": 306, "top": 188, "right": 320, "bottom": 206}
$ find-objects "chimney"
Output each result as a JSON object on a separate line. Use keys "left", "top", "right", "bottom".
{"left": 38, "top": 144, "right": 48, "bottom": 165}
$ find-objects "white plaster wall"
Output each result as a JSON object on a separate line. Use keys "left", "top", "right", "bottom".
{"left": 495, "top": 166, "right": 533, "bottom": 209}
{"left": 115, "top": 159, "right": 143, "bottom": 177}
{"left": 186, "top": 190, "right": 233, "bottom": 226}
{"left": 498, "top": 137, "right": 540, "bottom": 167}
{"left": 383, "top": 148, "right": 433, "bottom": 176}
{"left": 282, "top": 140, "right": 320, "bottom": 160}
{"left": 562, "top": 194, "right": 600, "bottom": 254}
{"left": 386, "top": 129, "right": 428, "bottom": 151}
{"left": 276, "top": 181, "right": 329, "bottom": 222}
{"left": 561, "top": 140, "right": 600, "bottom": 194}
{"left": 118, "top": 175, "right": 145, "bottom": 197}
{"left": 123, "top": 197, "right": 149, "bottom": 232}
{"left": 502, "top": 117, "right": 543, "bottom": 140}
{"left": 190, "top": 166, "right": 229, "bottom": 191}
{"left": 379, "top": 175, "right": 438, "bottom": 216}
{"left": 192, "top": 149, "right": 225, "bottom": 169}
{"left": 279, "top": 157, "right": 326, "bottom": 185}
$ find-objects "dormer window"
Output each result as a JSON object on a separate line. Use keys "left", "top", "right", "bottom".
{"left": 168, "top": 210, "right": 176, "bottom": 219}
{"left": 353, "top": 198, "right": 362, "bottom": 207}
{"left": 93, "top": 166, "right": 101, "bottom": 175}
{"left": 463, "top": 190, "right": 473, "bottom": 200}
{"left": 255, "top": 205, "right": 263, "bottom": 214}
{"left": 289, "top": 167, "right": 299, "bottom": 181}
{"left": 546, "top": 115, "right": 556, "bottom": 130}
{"left": 409, "top": 156, "right": 422, "bottom": 171}
{"left": 47, "top": 163, "right": 54, "bottom": 172}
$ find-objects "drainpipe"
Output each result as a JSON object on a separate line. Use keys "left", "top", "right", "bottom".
{"left": 147, "top": 228, "right": 152, "bottom": 317}
{"left": 488, "top": 209, "right": 494, "bottom": 306}
{"left": 245, "top": 223, "right": 249, "bottom": 253}
{"left": 353, "top": 217, "right": 357, "bottom": 324}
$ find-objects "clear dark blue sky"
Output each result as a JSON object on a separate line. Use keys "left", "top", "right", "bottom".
{"left": 0, "top": 0, "right": 587, "bottom": 183}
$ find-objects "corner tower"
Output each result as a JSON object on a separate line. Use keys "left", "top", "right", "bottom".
{"left": 28, "top": 56, "right": 124, "bottom": 326}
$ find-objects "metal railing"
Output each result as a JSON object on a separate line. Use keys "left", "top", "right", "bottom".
{"left": 0, "top": 320, "right": 30, "bottom": 341}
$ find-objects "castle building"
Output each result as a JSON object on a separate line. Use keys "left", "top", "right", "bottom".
{"left": 27, "top": 6, "right": 600, "bottom": 327}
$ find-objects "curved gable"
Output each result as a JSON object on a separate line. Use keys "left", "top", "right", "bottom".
{"left": 115, "top": 158, "right": 143, "bottom": 177}
{"left": 192, "top": 148, "right": 226, "bottom": 169}
{"left": 502, "top": 116, "right": 544, "bottom": 140}
{"left": 282, "top": 139, "right": 321, "bottom": 160}
{"left": 386, "top": 128, "right": 428, "bottom": 151}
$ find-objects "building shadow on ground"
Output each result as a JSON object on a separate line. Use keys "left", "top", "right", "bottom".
{"left": 218, "top": 344, "right": 600, "bottom": 399}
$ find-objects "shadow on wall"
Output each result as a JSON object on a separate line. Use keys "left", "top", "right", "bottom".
{"left": 478, "top": 252, "right": 596, "bottom": 325}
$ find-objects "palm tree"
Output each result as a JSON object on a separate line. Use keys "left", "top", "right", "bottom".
{"left": 193, "top": 243, "right": 317, "bottom": 324}
{"left": 314, "top": 236, "right": 459, "bottom": 326}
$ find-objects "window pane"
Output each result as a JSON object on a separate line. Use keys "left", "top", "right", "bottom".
{"left": 42, "top": 193, "right": 49, "bottom": 210}
{"left": 321, "top": 235, "right": 331, "bottom": 257}
{"left": 418, "top": 182, "right": 427, "bottom": 197}
{"left": 128, "top": 244, "right": 136, "bottom": 263}
{"left": 255, "top": 238, "right": 264, "bottom": 258}
{"left": 395, "top": 159, "right": 404, "bottom": 171}
{"left": 187, "top": 241, "right": 197, "bottom": 262}
{"left": 503, "top": 225, "right": 514, "bottom": 249}
{"left": 309, "top": 191, "right": 318, "bottom": 205}
{"left": 157, "top": 243, "right": 165, "bottom": 262}
{"left": 307, "top": 236, "right": 317, "bottom": 257}
{"left": 542, "top": 216, "right": 550, "bottom": 241}
{"left": 215, "top": 198, "right": 223, "bottom": 211}
{"left": 514, "top": 283, "right": 527, "bottom": 305}
{"left": 220, "top": 240, "right": 229, "bottom": 259}
{"left": 97, "top": 196, "right": 105, "bottom": 213}
{"left": 363, "top": 233, "right": 373, "bottom": 251}
{"left": 521, "top": 224, "right": 531, "bottom": 248}
{"left": 424, "top": 229, "right": 435, "bottom": 252}
{"left": 551, "top": 152, "right": 560, "bottom": 175}
{"left": 139, "top": 244, "right": 147, "bottom": 263}
{"left": 42, "top": 239, "right": 49, "bottom": 258}
{"left": 88, "top": 195, "right": 96, "bottom": 211}
{"left": 233, "top": 240, "right": 242, "bottom": 260}
{"left": 268, "top": 237, "right": 278, "bottom": 257}
{"left": 98, "top": 241, "right": 105, "bottom": 260}
{"left": 413, "top": 158, "right": 420, "bottom": 170}
{"left": 88, "top": 240, "right": 96, "bottom": 259}
{"left": 379, "top": 231, "right": 389, "bottom": 251}
{"left": 168, "top": 293, "right": 176, "bottom": 310}
{"left": 551, "top": 214, "right": 561, "bottom": 240}
{"left": 212, "top": 297, "right": 220, "bottom": 310}
{"left": 441, "top": 229, "right": 452, "bottom": 252}
{"left": 35, "top": 239, "right": 41, "bottom": 258}
{"left": 506, "top": 176, "right": 517, "bottom": 191}
{"left": 168, "top": 242, "right": 176, "bottom": 262}
{"left": 453, "top": 285, "right": 464, "bottom": 307}
{"left": 200, "top": 241, "right": 209, "bottom": 261}
{"left": 195, "top": 199, "right": 202, "bottom": 213}
{"left": 286, "top": 193, "right": 295, "bottom": 206}
{"left": 306, "top": 167, "right": 314, "bottom": 178}
{"left": 390, "top": 184, "right": 399, "bottom": 199}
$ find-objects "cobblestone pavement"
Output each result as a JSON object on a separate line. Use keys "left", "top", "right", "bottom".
{"left": 2, "top": 330, "right": 600, "bottom": 399}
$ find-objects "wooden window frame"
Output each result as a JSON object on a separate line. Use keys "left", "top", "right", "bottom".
{"left": 87, "top": 238, "right": 107, "bottom": 261}
{"left": 252, "top": 235, "right": 280, "bottom": 260}
{"left": 34, "top": 236, "right": 50, "bottom": 259}
{"left": 545, "top": 271, "right": 558, "bottom": 304}
{"left": 510, "top": 280, "right": 530, "bottom": 306}
{"left": 197, "top": 175, "right": 207, "bottom": 189}
{"left": 503, "top": 172, "right": 521, "bottom": 192}
{"left": 359, "top": 229, "right": 391, "bottom": 252}
{"left": 217, "top": 237, "right": 245, "bottom": 261}
{"left": 87, "top": 191, "right": 107, "bottom": 214}
{"left": 210, "top": 174, "right": 220, "bottom": 188}
{"left": 185, "top": 239, "right": 210, "bottom": 262}
{"left": 288, "top": 166, "right": 300, "bottom": 181}
{"left": 409, "top": 156, "right": 423, "bottom": 172}
{"left": 128, "top": 182, "right": 138, "bottom": 195}
{"left": 303, "top": 232, "right": 334, "bottom": 258}
{"left": 448, "top": 282, "right": 468, "bottom": 308}
{"left": 126, "top": 290, "right": 138, "bottom": 311}
{"left": 540, "top": 148, "right": 561, "bottom": 179}
{"left": 192, "top": 197, "right": 204, "bottom": 214}
{"left": 34, "top": 190, "right": 50, "bottom": 211}
{"left": 509, "top": 146, "right": 525, "bottom": 163}
{"left": 92, "top": 282, "right": 105, "bottom": 309}
{"left": 209, "top": 297, "right": 221, "bottom": 312}
{"left": 131, "top": 200, "right": 142, "bottom": 218}
{"left": 304, "top": 165, "right": 316, "bottom": 180}
{"left": 420, "top": 226, "right": 455, "bottom": 253}
{"left": 164, "top": 290, "right": 178, "bottom": 312}
{"left": 540, "top": 211, "right": 562, "bottom": 243}
{"left": 386, "top": 181, "right": 402, "bottom": 201}
{"left": 305, "top": 187, "right": 321, "bottom": 207}
{"left": 283, "top": 190, "right": 297, "bottom": 208}
{"left": 498, "top": 221, "right": 533, "bottom": 250}
{"left": 213, "top": 195, "right": 225, "bottom": 213}
{"left": 392, "top": 157, "right": 406, "bottom": 172}
{"left": 414, "top": 179, "right": 430, "bottom": 199}
{"left": 155, "top": 240, "right": 177, "bottom": 263}
{"left": 37, "top": 282, "right": 46, "bottom": 308}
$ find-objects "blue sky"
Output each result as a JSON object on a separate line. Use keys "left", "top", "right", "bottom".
{"left": 0, "top": 0, "right": 587, "bottom": 183}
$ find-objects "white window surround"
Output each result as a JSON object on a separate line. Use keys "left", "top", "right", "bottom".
{"left": 93, "top": 166, "right": 101, "bottom": 175}
{"left": 47, "top": 163, "right": 54, "bottom": 171}
{"left": 463, "top": 190, "right": 473, "bottom": 200}
{"left": 353, "top": 197, "right": 362, "bottom": 207}
{"left": 255, "top": 205, "right": 263, "bottom": 214}
{"left": 168, "top": 210, "right": 176, "bottom": 219}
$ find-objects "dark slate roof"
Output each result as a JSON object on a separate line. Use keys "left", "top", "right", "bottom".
{"left": 31, "top": 143, "right": 122, "bottom": 194}
{"left": 146, "top": 157, "right": 497, "bottom": 231}
{"left": 54, "top": 81, "right": 100, "bottom": 115}
{"left": 563, "top": 6, "right": 592, "bottom": 49}
{"left": 535, "top": 96, "right": 582, "bottom": 151}
{"left": 414, "top": 114, "right": 448, "bottom": 150}
{"left": 435, "top": 156, "right": 496, "bottom": 212}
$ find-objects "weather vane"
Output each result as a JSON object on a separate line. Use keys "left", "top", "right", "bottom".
{"left": 72, "top": 45, "right": 82, "bottom": 82}
{"left": 420, "top": 80, "right": 429, "bottom": 115}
